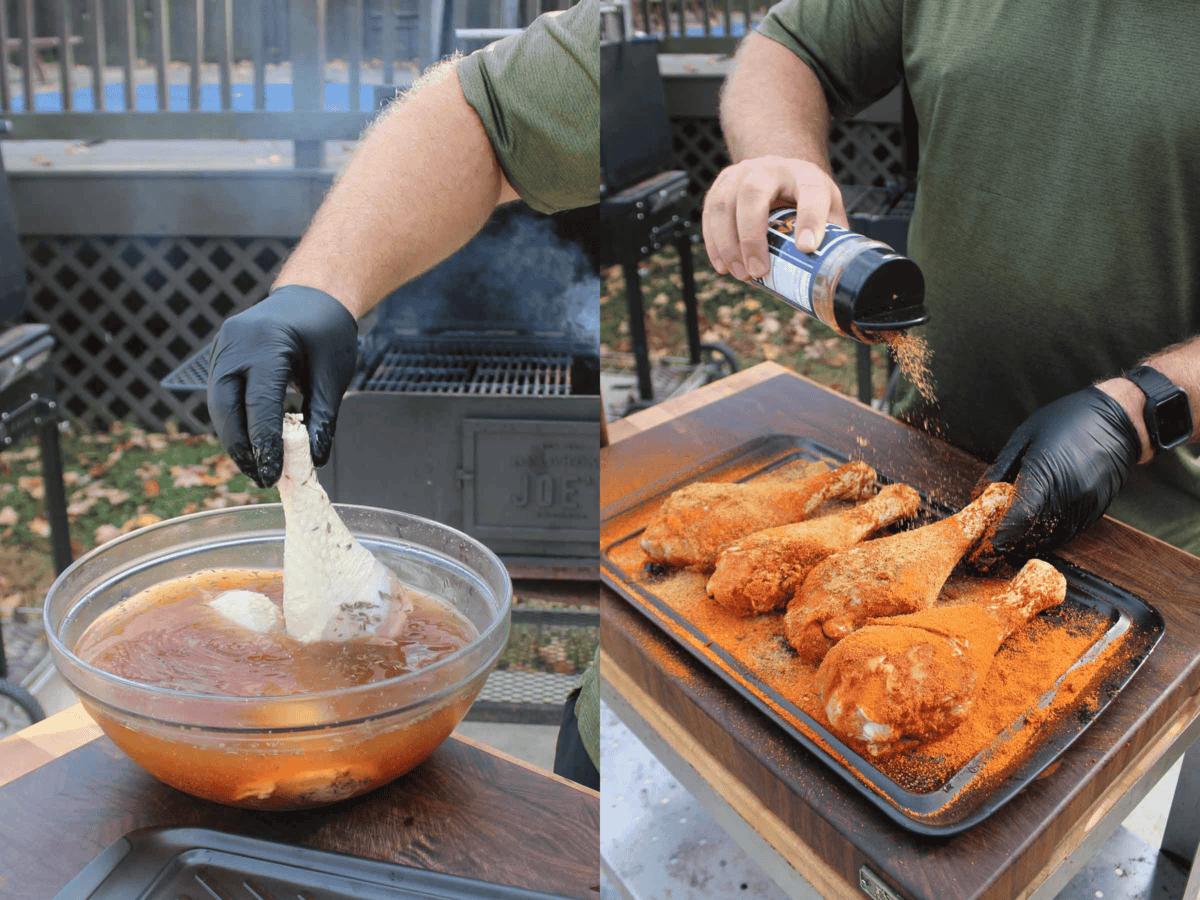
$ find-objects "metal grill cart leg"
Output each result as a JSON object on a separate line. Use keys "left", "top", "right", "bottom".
{"left": 600, "top": 36, "right": 712, "bottom": 409}
{"left": 0, "top": 324, "right": 68, "bottom": 731}
{"left": 620, "top": 256, "right": 654, "bottom": 402}
{"left": 36, "top": 395, "right": 71, "bottom": 574}
{"left": 0, "top": 325, "right": 72, "bottom": 576}
{"left": 676, "top": 234, "right": 701, "bottom": 366}
{"left": 1162, "top": 738, "right": 1200, "bottom": 891}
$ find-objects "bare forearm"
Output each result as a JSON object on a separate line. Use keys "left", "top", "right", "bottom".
{"left": 720, "top": 33, "right": 834, "bottom": 174}
{"left": 274, "top": 65, "right": 519, "bottom": 319}
{"left": 1097, "top": 336, "right": 1200, "bottom": 463}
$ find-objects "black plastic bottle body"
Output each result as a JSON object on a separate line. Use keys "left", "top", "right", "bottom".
{"left": 748, "top": 210, "right": 927, "bottom": 343}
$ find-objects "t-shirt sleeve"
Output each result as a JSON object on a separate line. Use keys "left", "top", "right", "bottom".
{"left": 456, "top": 0, "right": 600, "bottom": 214}
{"left": 756, "top": 0, "right": 905, "bottom": 120}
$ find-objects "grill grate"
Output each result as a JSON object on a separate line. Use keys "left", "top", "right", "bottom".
{"left": 357, "top": 347, "right": 573, "bottom": 396}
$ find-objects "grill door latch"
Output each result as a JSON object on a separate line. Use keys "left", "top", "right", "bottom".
{"left": 859, "top": 866, "right": 903, "bottom": 900}
{"left": 456, "top": 466, "right": 474, "bottom": 489}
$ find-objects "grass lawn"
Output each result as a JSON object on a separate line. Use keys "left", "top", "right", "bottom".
{"left": 0, "top": 421, "right": 597, "bottom": 678}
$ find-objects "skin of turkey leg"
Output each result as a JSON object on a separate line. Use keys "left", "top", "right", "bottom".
{"left": 278, "top": 414, "right": 411, "bottom": 642}
{"left": 640, "top": 460, "right": 877, "bottom": 569}
{"left": 784, "top": 481, "right": 1014, "bottom": 664}
{"left": 816, "top": 559, "right": 1066, "bottom": 756}
{"left": 706, "top": 483, "right": 921, "bottom": 616}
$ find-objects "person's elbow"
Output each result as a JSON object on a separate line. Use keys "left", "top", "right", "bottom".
{"left": 720, "top": 33, "right": 808, "bottom": 124}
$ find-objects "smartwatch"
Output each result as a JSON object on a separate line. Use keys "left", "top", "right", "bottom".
{"left": 1123, "top": 365, "right": 1194, "bottom": 452}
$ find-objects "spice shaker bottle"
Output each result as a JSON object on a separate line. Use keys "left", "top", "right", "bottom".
{"left": 747, "top": 208, "right": 929, "bottom": 343}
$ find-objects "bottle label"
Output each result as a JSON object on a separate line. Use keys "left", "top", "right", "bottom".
{"left": 752, "top": 213, "right": 858, "bottom": 317}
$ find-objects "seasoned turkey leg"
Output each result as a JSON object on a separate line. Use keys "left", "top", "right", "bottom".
{"left": 640, "top": 461, "right": 876, "bottom": 570}
{"left": 816, "top": 559, "right": 1067, "bottom": 757}
{"left": 277, "top": 413, "right": 412, "bottom": 642}
{"left": 707, "top": 483, "right": 921, "bottom": 615}
{"left": 785, "top": 482, "right": 1014, "bottom": 664}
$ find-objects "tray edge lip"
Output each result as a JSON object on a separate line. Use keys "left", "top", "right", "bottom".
{"left": 54, "top": 825, "right": 582, "bottom": 900}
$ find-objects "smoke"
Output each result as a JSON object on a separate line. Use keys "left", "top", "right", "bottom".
{"left": 373, "top": 204, "right": 600, "bottom": 349}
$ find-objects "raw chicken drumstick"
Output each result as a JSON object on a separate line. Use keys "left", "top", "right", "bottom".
{"left": 706, "top": 483, "right": 922, "bottom": 615}
{"left": 816, "top": 559, "right": 1067, "bottom": 758}
{"left": 785, "top": 482, "right": 1014, "bottom": 664}
{"left": 640, "top": 461, "right": 877, "bottom": 570}
{"left": 273, "top": 412, "right": 411, "bottom": 642}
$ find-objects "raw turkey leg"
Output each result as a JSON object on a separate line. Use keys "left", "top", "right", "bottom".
{"left": 275, "top": 413, "right": 412, "bottom": 642}
{"left": 640, "top": 461, "right": 877, "bottom": 570}
{"left": 706, "top": 483, "right": 921, "bottom": 615}
{"left": 785, "top": 482, "right": 1014, "bottom": 664}
{"left": 815, "top": 559, "right": 1067, "bottom": 758}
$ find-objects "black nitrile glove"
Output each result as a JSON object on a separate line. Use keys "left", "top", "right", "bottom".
{"left": 207, "top": 285, "right": 358, "bottom": 488}
{"left": 980, "top": 386, "right": 1142, "bottom": 560}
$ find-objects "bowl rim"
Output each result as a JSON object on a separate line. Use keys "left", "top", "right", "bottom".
{"left": 44, "top": 501, "right": 514, "bottom": 711}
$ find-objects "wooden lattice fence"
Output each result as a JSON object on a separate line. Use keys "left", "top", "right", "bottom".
{"left": 22, "top": 234, "right": 296, "bottom": 432}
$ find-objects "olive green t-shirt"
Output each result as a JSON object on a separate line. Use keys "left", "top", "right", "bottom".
{"left": 758, "top": 0, "right": 1200, "bottom": 553}
{"left": 457, "top": 0, "right": 600, "bottom": 214}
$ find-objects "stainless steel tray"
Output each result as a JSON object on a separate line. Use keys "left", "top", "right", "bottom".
{"left": 600, "top": 434, "right": 1166, "bottom": 836}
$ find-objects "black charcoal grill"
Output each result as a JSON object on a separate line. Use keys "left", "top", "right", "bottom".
{"left": 164, "top": 204, "right": 602, "bottom": 581}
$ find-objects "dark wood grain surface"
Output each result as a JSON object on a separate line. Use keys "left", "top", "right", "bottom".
{"left": 601, "top": 363, "right": 1200, "bottom": 900}
{"left": 0, "top": 733, "right": 600, "bottom": 900}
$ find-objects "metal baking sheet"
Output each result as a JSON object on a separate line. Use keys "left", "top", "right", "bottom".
{"left": 55, "top": 826, "right": 578, "bottom": 900}
{"left": 600, "top": 434, "right": 1165, "bottom": 836}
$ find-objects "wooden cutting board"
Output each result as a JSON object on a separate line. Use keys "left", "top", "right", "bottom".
{"left": 601, "top": 362, "right": 1200, "bottom": 900}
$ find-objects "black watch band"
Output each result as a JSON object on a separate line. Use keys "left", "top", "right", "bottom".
{"left": 1123, "top": 365, "right": 1193, "bottom": 452}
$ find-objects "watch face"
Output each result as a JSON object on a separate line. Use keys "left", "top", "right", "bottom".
{"left": 1153, "top": 390, "right": 1193, "bottom": 449}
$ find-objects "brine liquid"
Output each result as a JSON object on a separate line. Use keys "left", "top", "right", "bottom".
{"left": 74, "top": 568, "right": 479, "bottom": 697}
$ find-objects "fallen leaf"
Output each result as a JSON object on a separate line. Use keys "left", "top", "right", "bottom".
{"left": 182, "top": 501, "right": 200, "bottom": 514}
{"left": 87, "top": 485, "right": 131, "bottom": 505}
{"left": 2, "top": 446, "right": 39, "bottom": 462}
{"left": 0, "top": 507, "right": 16, "bottom": 526}
{"left": 29, "top": 516, "right": 51, "bottom": 537}
{"left": 0, "top": 593, "right": 22, "bottom": 619}
{"left": 89, "top": 448, "right": 124, "bottom": 477}
{"left": 32, "top": 152, "right": 52, "bottom": 168}
{"left": 211, "top": 457, "right": 241, "bottom": 482}
{"left": 67, "top": 496, "right": 98, "bottom": 517}
{"left": 170, "top": 465, "right": 208, "bottom": 488}
{"left": 143, "top": 479, "right": 161, "bottom": 498}
{"left": 120, "top": 513, "right": 162, "bottom": 534}
{"left": 17, "top": 475, "right": 44, "bottom": 500}
{"left": 93, "top": 524, "right": 121, "bottom": 545}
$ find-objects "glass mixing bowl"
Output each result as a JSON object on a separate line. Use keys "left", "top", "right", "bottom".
{"left": 44, "top": 503, "right": 511, "bottom": 810}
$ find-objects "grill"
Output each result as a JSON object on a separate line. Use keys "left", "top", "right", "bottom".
{"left": 354, "top": 342, "right": 574, "bottom": 396}
{"left": 163, "top": 204, "right": 601, "bottom": 580}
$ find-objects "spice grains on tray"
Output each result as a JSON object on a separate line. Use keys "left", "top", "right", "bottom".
{"left": 619, "top": 457, "right": 1120, "bottom": 796}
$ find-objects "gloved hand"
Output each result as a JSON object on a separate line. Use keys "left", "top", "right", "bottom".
{"left": 207, "top": 285, "right": 358, "bottom": 488}
{"left": 979, "top": 386, "right": 1142, "bottom": 560}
